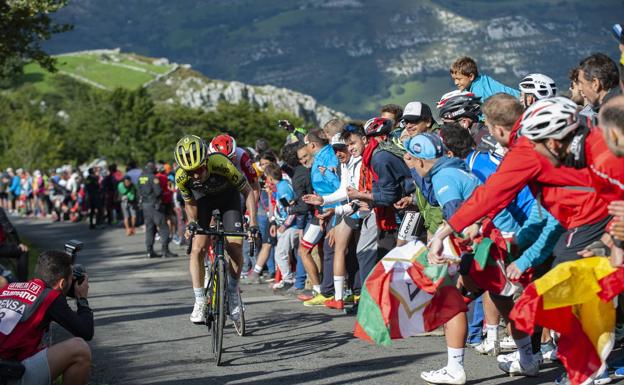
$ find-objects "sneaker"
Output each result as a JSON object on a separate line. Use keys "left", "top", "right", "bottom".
{"left": 243, "top": 271, "right": 263, "bottom": 285}
{"left": 303, "top": 293, "right": 333, "bottom": 307}
{"left": 420, "top": 366, "right": 466, "bottom": 385}
{"left": 594, "top": 370, "right": 612, "bottom": 385}
{"left": 465, "top": 340, "right": 481, "bottom": 348}
{"left": 263, "top": 272, "right": 275, "bottom": 282}
{"left": 325, "top": 299, "right": 344, "bottom": 310}
{"left": 500, "top": 335, "right": 516, "bottom": 350}
{"left": 297, "top": 290, "right": 316, "bottom": 301}
{"left": 228, "top": 286, "right": 241, "bottom": 322}
{"left": 475, "top": 339, "right": 501, "bottom": 356}
{"left": 498, "top": 358, "right": 540, "bottom": 377}
{"left": 344, "top": 294, "right": 361, "bottom": 304}
{"left": 613, "top": 367, "right": 624, "bottom": 378}
{"left": 172, "top": 235, "right": 181, "bottom": 245}
{"left": 541, "top": 340, "right": 558, "bottom": 361}
{"left": 155, "top": 233, "right": 161, "bottom": 241}
{"left": 497, "top": 351, "right": 543, "bottom": 365}
{"left": 272, "top": 280, "right": 294, "bottom": 294}
{"left": 190, "top": 301, "right": 206, "bottom": 324}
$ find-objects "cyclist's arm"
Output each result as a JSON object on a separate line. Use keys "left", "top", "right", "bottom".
{"left": 184, "top": 199, "right": 198, "bottom": 224}
{"left": 242, "top": 183, "right": 258, "bottom": 227}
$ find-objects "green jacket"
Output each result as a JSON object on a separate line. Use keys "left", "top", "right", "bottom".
{"left": 117, "top": 182, "right": 137, "bottom": 202}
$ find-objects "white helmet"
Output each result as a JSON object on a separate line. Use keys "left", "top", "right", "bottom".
{"left": 519, "top": 73, "right": 557, "bottom": 99}
{"left": 518, "top": 97, "right": 579, "bottom": 141}
{"left": 436, "top": 90, "right": 469, "bottom": 109}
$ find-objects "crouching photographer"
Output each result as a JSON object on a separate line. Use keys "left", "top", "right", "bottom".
{"left": 0, "top": 244, "right": 93, "bottom": 385}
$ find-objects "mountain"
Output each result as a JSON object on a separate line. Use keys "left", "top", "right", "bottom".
{"left": 15, "top": 49, "right": 347, "bottom": 126}
{"left": 44, "top": 0, "right": 623, "bottom": 118}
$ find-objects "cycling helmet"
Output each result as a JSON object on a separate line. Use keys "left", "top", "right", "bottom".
{"left": 519, "top": 73, "right": 557, "bottom": 99}
{"left": 209, "top": 134, "right": 237, "bottom": 159}
{"left": 437, "top": 91, "right": 482, "bottom": 122}
{"left": 518, "top": 97, "right": 579, "bottom": 141}
{"left": 364, "top": 117, "right": 394, "bottom": 137}
{"left": 174, "top": 135, "right": 208, "bottom": 171}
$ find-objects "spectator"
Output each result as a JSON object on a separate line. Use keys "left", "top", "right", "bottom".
{"left": 0, "top": 250, "right": 93, "bottom": 385}
{"left": 118, "top": 176, "right": 138, "bottom": 236}
{"left": 264, "top": 163, "right": 299, "bottom": 292}
{"left": 450, "top": 56, "right": 520, "bottom": 101}
{"left": 125, "top": 160, "right": 141, "bottom": 185}
{"left": 577, "top": 53, "right": 621, "bottom": 116}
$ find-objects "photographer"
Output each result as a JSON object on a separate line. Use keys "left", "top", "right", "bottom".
{"left": 0, "top": 250, "right": 93, "bottom": 385}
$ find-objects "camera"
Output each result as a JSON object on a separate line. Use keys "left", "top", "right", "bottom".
{"left": 277, "top": 120, "right": 293, "bottom": 132}
{"left": 64, "top": 240, "right": 86, "bottom": 298}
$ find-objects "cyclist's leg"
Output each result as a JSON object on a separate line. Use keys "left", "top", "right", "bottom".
{"left": 189, "top": 196, "right": 213, "bottom": 321}
{"left": 220, "top": 191, "right": 244, "bottom": 280}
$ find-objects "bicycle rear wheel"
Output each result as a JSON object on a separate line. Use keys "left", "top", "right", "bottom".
{"left": 233, "top": 288, "right": 245, "bottom": 336}
{"left": 211, "top": 259, "right": 226, "bottom": 365}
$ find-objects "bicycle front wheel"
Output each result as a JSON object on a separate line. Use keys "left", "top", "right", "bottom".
{"left": 211, "top": 259, "right": 226, "bottom": 365}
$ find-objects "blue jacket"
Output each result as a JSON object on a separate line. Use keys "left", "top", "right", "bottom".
{"left": 9, "top": 176, "right": 20, "bottom": 195}
{"left": 275, "top": 179, "right": 295, "bottom": 226}
{"left": 466, "top": 150, "right": 534, "bottom": 224}
{"left": 513, "top": 203, "right": 565, "bottom": 273}
{"left": 426, "top": 156, "right": 519, "bottom": 233}
{"left": 469, "top": 74, "right": 520, "bottom": 101}
{"left": 371, "top": 150, "right": 415, "bottom": 207}
{"left": 310, "top": 145, "right": 340, "bottom": 209}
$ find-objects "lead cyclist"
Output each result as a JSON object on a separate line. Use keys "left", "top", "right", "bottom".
{"left": 173, "top": 134, "right": 258, "bottom": 324}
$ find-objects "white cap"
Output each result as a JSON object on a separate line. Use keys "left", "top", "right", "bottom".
{"left": 330, "top": 133, "right": 346, "bottom": 147}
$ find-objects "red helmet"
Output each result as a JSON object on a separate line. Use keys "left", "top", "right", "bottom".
{"left": 364, "top": 117, "right": 394, "bottom": 137}
{"left": 209, "top": 134, "right": 237, "bottom": 159}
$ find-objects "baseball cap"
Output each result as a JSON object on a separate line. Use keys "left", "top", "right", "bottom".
{"left": 402, "top": 102, "right": 433, "bottom": 122}
{"left": 330, "top": 133, "right": 347, "bottom": 149}
{"left": 403, "top": 133, "right": 445, "bottom": 160}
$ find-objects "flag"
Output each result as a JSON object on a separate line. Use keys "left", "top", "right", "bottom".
{"left": 510, "top": 257, "right": 624, "bottom": 385}
{"left": 464, "top": 220, "right": 528, "bottom": 297}
{"left": 354, "top": 239, "right": 467, "bottom": 345}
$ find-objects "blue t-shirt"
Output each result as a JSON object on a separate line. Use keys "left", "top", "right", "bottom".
{"left": 310, "top": 145, "right": 340, "bottom": 208}
{"left": 275, "top": 179, "right": 295, "bottom": 223}
{"left": 469, "top": 74, "right": 520, "bottom": 101}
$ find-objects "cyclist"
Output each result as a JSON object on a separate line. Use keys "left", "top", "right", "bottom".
{"left": 174, "top": 135, "right": 258, "bottom": 324}
{"left": 209, "top": 134, "right": 259, "bottom": 188}
{"left": 518, "top": 73, "right": 557, "bottom": 108}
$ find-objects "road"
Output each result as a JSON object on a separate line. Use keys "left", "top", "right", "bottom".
{"left": 12, "top": 217, "right": 563, "bottom": 385}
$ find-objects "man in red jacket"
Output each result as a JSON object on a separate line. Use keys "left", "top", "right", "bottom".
{"left": 428, "top": 97, "right": 611, "bottom": 377}
{"left": 0, "top": 250, "right": 93, "bottom": 385}
{"left": 430, "top": 97, "right": 609, "bottom": 265}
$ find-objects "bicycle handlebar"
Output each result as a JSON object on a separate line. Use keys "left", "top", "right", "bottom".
{"left": 186, "top": 225, "right": 257, "bottom": 256}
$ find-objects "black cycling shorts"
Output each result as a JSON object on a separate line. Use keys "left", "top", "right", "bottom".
{"left": 197, "top": 189, "right": 243, "bottom": 233}
{"left": 552, "top": 215, "right": 612, "bottom": 266}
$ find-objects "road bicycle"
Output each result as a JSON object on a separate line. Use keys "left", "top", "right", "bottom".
{"left": 186, "top": 216, "right": 254, "bottom": 365}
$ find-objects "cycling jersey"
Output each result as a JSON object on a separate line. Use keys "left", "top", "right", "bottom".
{"left": 232, "top": 147, "right": 257, "bottom": 183}
{"left": 175, "top": 153, "right": 248, "bottom": 202}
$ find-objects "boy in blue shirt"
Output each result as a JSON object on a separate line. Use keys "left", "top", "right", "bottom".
{"left": 450, "top": 56, "right": 520, "bottom": 101}
{"left": 264, "top": 163, "right": 299, "bottom": 292}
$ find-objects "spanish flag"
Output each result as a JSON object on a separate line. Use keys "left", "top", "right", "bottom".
{"left": 510, "top": 257, "right": 624, "bottom": 385}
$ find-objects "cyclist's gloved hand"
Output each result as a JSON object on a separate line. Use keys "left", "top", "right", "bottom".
{"left": 186, "top": 221, "right": 198, "bottom": 239}
{"left": 248, "top": 226, "right": 259, "bottom": 239}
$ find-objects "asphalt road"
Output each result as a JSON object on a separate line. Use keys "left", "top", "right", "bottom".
{"left": 12, "top": 217, "right": 566, "bottom": 385}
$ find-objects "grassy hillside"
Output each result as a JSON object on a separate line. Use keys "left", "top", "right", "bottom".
{"left": 13, "top": 51, "right": 175, "bottom": 93}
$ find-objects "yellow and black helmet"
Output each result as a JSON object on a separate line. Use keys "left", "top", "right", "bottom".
{"left": 174, "top": 135, "right": 207, "bottom": 171}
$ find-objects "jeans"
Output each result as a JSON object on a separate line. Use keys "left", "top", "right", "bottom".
{"left": 295, "top": 249, "right": 307, "bottom": 289}
{"left": 467, "top": 296, "right": 484, "bottom": 344}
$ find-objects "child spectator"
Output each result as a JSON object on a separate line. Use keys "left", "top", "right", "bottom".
{"left": 450, "top": 56, "right": 520, "bottom": 101}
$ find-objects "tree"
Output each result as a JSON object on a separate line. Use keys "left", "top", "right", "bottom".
{"left": 0, "top": 0, "right": 72, "bottom": 83}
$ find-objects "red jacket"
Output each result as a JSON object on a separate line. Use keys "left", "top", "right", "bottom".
{"left": 585, "top": 128, "right": 624, "bottom": 203}
{"left": 361, "top": 137, "right": 398, "bottom": 231}
{"left": 0, "top": 279, "right": 60, "bottom": 361}
{"left": 449, "top": 131, "right": 609, "bottom": 232}
{"left": 156, "top": 173, "right": 172, "bottom": 204}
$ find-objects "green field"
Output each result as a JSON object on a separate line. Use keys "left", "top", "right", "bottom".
{"left": 17, "top": 52, "right": 175, "bottom": 93}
